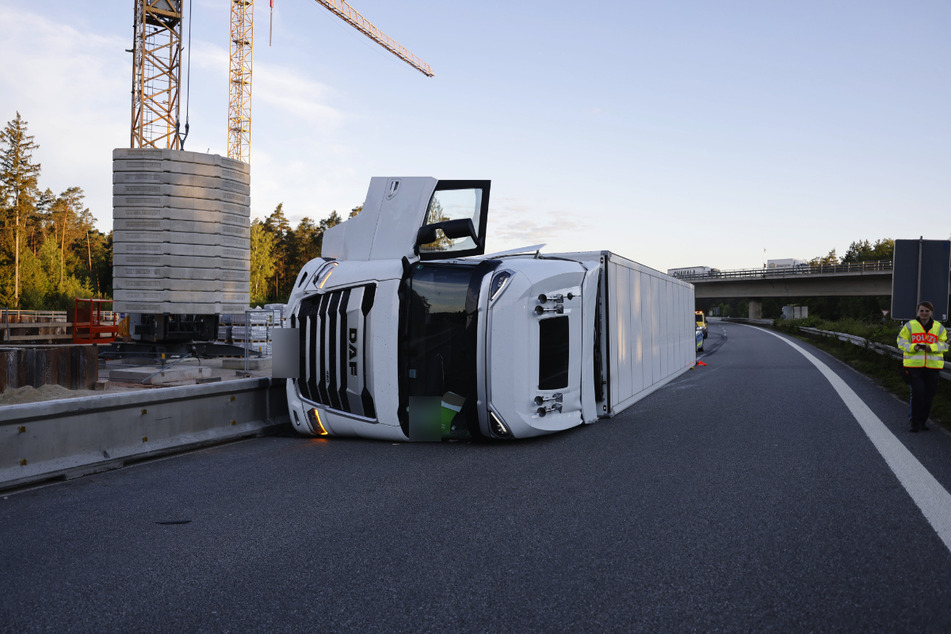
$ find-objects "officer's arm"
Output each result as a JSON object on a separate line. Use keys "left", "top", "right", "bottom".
{"left": 897, "top": 325, "right": 915, "bottom": 352}
{"left": 936, "top": 325, "right": 949, "bottom": 353}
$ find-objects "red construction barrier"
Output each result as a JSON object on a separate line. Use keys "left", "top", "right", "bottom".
{"left": 73, "top": 298, "right": 119, "bottom": 345}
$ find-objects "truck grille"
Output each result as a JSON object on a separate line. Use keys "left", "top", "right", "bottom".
{"left": 298, "top": 285, "right": 376, "bottom": 419}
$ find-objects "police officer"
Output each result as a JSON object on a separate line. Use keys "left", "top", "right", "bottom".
{"left": 897, "top": 301, "right": 948, "bottom": 432}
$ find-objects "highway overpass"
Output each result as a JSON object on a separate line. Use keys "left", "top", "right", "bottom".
{"left": 687, "top": 261, "right": 894, "bottom": 300}
{"left": 679, "top": 260, "right": 905, "bottom": 318}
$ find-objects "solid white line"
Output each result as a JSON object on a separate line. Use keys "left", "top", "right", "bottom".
{"left": 759, "top": 327, "right": 951, "bottom": 554}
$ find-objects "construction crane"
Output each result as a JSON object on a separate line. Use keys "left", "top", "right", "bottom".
{"left": 131, "top": 0, "right": 432, "bottom": 160}
{"left": 227, "top": 0, "right": 434, "bottom": 163}
{"left": 131, "top": 0, "right": 184, "bottom": 150}
{"left": 227, "top": 0, "right": 253, "bottom": 162}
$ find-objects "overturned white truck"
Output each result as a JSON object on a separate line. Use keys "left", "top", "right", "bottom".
{"left": 274, "top": 178, "right": 696, "bottom": 440}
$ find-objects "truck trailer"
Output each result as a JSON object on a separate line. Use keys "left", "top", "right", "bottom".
{"left": 667, "top": 266, "right": 718, "bottom": 278}
{"left": 275, "top": 177, "right": 696, "bottom": 441}
{"left": 766, "top": 258, "right": 808, "bottom": 269}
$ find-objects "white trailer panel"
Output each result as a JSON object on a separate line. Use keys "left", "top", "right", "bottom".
{"left": 766, "top": 258, "right": 807, "bottom": 269}
{"left": 604, "top": 252, "right": 694, "bottom": 415}
{"left": 542, "top": 251, "right": 696, "bottom": 419}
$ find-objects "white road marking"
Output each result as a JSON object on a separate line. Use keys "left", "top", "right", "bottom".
{"left": 759, "top": 327, "right": 951, "bottom": 554}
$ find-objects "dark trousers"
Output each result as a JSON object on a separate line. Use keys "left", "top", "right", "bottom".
{"left": 907, "top": 367, "right": 940, "bottom": 428}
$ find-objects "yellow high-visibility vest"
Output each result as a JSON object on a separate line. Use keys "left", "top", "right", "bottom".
{"left": 897, "top": 319, "right": 948, "bottom": 369}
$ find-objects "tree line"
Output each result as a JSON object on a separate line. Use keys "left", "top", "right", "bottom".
{"left": 2, "top": 112, "right": 922, "bottom": 317}
{"left": 249, "top": 204, "right": 362, "bottom": 306}
{"left": 0, "top": 113, "right": 357, "bottom": 311}
{"left": 808, "top": 239, "right": 895, "bottom": 267}
{"left": 0, "top": 113, "right": 111, "bottom": 310}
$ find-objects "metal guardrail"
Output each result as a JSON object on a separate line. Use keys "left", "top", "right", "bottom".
{"left": 674, "top": 260, "right": 894, "bottom": 282}
{"left": 799, "top": 326, "right": 903, "bottom": 358}
{"left": 724, "top": 317, "right": 951, "bottom": 382}
{"left": 797, "top": 326, "right": 951, "bottom": 381}
{"left": 0, "top": 377, "right": 291, "bottom": 491}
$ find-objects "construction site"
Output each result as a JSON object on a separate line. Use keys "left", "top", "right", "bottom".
{"left": 1, "top": 0, "right": 433, "bottom": 490}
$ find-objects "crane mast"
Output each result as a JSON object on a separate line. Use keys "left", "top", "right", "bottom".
{"left": 228, "top": 1, "right": 254, "bottom": 164}
{"left": 131, "top": 0, "right": 184, "bottom": 150}
{"left": 130, "top": 0, "right": 432, "bottom": 162}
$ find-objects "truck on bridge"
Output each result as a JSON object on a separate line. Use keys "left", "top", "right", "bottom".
{"left": 667, "top": 266, "right": 719, "bottom": 278}
{"left": 276, "top": 177, "right": 696, "bottom": 441}
{"left": 767, "top": 258, "right": 808, "bottom": 270}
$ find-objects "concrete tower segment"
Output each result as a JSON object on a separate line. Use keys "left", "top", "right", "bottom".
{"left": 112, "top": 148, "right": 251, "bottom": 316}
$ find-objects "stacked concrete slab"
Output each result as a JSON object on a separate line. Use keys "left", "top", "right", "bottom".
{"left": 112, "top": 149, "right": 251, "bottom": 314}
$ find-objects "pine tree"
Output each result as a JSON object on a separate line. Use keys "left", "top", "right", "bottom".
{"left": 289, "top": 216, "right": 321, "bottom": 274}
{"left": 50, "top": 187, "right": 87, "bottom": 285}
{"left": 0, "top": 113, "right": 42, "bottom": 307}
{"left": 263, "top": 203, "right": 292, "bottom": 302}
{"left": 843, "top": 238, "right": 894, "bottom": 263}
{"left": 250, "top": 219, "right": 276, "bottom": 306}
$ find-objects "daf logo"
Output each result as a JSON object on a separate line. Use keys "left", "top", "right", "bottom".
{"left": 348, "top": 328, "right": 359, "bottom": 376}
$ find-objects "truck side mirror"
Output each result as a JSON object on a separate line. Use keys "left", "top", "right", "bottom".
{"left": 415, "top": 218, "right": 477, "bottom": 253}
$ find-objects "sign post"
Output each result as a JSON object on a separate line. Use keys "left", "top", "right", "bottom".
{"left": 891, "top": 238, "right": 951, "bottom": 321}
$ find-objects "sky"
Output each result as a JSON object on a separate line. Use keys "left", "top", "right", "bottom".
{"left": 0, "top": 1, "right": 948, "bottom": 274}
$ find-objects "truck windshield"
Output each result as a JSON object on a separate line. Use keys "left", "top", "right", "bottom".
{"left": 399, "top": 260, "right": 497, "bottom": 440}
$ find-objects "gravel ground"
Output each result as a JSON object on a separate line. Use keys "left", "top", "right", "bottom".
{"left": 1, "top": 357, "right": 272, "bottom": 406}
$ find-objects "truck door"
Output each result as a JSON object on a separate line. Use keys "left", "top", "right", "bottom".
{"left": 415, "top": 180, "right": 491, "bottom": 260}
{"left": 322, "top": 178, "right": 492, "bottom": 263}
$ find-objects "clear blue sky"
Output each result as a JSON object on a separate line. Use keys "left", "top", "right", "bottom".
{"left": 1, "top": 0, "right": 948, "bottom": 272}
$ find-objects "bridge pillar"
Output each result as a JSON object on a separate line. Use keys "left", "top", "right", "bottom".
{"left": 749, "top": 299, "right": 762, "bottom": 319}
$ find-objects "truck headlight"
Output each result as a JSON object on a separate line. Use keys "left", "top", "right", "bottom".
{"left": 489, "top": 410, "right": 513, "bottom": 438}
{"left": 316, "top": 262, "right": 338, "bottom": 289}
{"left": 306, "top": 408, "right": 329, "bottom": 436}
{"left": 489, "top": 270, "right": 513, "bottom": 301}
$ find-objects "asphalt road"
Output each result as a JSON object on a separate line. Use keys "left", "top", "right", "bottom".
{"left": 3, "top": 320, "right": 951, "bottom": 631}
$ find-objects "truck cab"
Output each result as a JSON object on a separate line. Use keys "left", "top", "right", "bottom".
{"left": 277, "top": 178, "right": 598, "bottom": 441}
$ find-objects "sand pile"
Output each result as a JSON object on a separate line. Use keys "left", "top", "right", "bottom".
{"left": 0, "top": 384, "right": 88, "bottom": 405}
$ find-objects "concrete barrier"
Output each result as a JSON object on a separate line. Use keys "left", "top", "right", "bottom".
{"left": 0, "top": 377, "right": 290, "bottom": 491}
